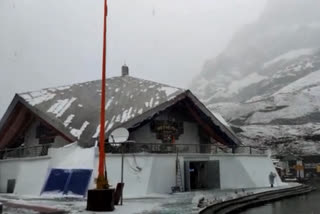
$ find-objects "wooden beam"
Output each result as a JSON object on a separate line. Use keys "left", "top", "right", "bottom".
{"left": 0, "top": 105, "right": 29, "bottom": 149}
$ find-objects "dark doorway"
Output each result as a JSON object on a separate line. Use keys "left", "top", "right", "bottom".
{"left": 185, "top": 160, "right": 220, "bottom": 191}
{"left": 7, "top": 179, "right": 16, "bottom": 193}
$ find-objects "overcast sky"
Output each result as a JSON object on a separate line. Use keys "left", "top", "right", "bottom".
{"left": 0, "top": 0, "right": 266, "bottom": 116}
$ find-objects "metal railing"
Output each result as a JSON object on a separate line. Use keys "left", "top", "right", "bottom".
{"left": 0, "top": 144, "right": 52, "bottom": 160}
{"left": 0, "top": 143, "right": 268, "bottom": 160}
{"left": 105, "top": 143, "right": 268, "bottom": 155}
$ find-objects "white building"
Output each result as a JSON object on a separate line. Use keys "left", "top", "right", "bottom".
{"left": 0, "top": 67, "right": 282, "bottom": 197}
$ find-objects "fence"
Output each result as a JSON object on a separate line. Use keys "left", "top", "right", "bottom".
{"left": 105, "top": 143, "right": 268, "bottom": 156}
{"left": 0, "top": 143, "right": 268, "bottom": 160}
{"left": 0, "top": 144, "right": 51, "bottom": 160}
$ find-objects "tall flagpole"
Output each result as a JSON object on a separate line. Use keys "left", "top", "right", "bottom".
{"left": 97, "top": 0, "right": 108, "bottom": 189}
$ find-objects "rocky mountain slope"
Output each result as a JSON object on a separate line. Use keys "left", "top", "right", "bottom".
{"left": 191, "top": 0, "right": 320, "bottom": 154}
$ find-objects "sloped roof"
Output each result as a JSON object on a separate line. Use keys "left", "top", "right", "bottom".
{"left": 0, "top": 76, "right": 241, "bottom": 147}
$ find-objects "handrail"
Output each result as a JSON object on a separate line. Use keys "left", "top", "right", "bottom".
{"left": 105, "top": 143, "right": 268, "bottom": 155}
{"left": 0, "top": 143, "right": 268, "bottom": 160}
{"left": 0, "top": 144, "right": 52, "bottom": 160}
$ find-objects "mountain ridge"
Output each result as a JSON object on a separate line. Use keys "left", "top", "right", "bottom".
{"left": 191, "top": 0, "right": 320, "bottom": 155}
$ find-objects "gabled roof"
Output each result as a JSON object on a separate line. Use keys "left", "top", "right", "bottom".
{"left": 0, "top": 76, "right": 241, "bottom": 148}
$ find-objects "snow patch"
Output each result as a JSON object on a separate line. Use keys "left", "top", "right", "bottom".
{"left": 21, "top": 90, "right": 56, "bottom": 106}
{"left": 275, "top": 69, "right": 320, "bottom": 94}
{"left": 47, "top": 97, "right": 77, "bottom": 118}
{"left": 92, "top": 121, "right": 109, "bottom": 138}
{"left": 263, "top": 48, "right": 316, "bottom": 68}
{"left": 121, "top": 107, "right": 134, "bottom": 123}
{"left": 228, "top": 73, "right": 266, "bottom": 95}
{"left": 63, "top": 114, "right": 75, "bottom": 127}
{"left": 56, "top": 86, "right": 71, "bottom": 91}
{"left": 212, "top": 111, "right": 230, "bottom": 127}
{"left": 70, "top": 121, "right": 90, "bottom": 139}
{"left": 159, "top": 86, "right": 180, "bottom": 97}
{"left": 105, "top": 97, "right": 114, "bottom": 110}
{"left": 149, "top": 97, "right": 154, "bottom": 108}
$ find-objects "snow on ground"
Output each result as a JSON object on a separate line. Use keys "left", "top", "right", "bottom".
{"left": 275, "top": 69, "right": 320, "bottom": 94}
{"left": 263, "top": 48, "right": 316, "bottom": 68}
{"left": 247, "top": 94, "right": 319, "bottom": 124}
{"left": 239, "top": 124, "right": 320, "bottom": 154}
{"left": 227, "top": 73, "right": 267, "bottom": 95}
{"left": 0, "top": 184, "right": 299, "bottom": 214}
{"left": 2, "top": 206, "right": 38, "bottom": 214}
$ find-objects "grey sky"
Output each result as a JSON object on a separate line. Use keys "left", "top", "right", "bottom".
{"left": 0, "top": 0, "right": 266, "bottom": 116}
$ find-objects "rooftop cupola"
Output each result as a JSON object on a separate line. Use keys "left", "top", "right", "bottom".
{"left": 121, "top": 64, "right": 129, "bottom": 76}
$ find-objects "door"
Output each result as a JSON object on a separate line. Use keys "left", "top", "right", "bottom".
{"left": 207, "top": 160, "right": 220, "bottom": 189}
{"left": 184, "top": 161, "right": 191, "bottom": 191}
{"left": 7, "top": 179, "right": 16, "bottom": 193}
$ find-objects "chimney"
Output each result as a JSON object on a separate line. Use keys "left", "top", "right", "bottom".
{"left": 121, "top": 64, "right": 129, "bottom": 76}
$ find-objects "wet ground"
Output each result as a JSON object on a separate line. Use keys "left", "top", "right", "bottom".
{"left": 0, "top": 188, "right": 273, "bottom": 214}
{"left": 242, "top": 181, "right": 320, "bottom": 214}
{"left": 0, "top": 185, "right": 296, "bottom": 214}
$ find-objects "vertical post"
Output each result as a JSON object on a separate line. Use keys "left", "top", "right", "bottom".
{"left": 97, "top": 0, "right": 109, "bottom": 189}
{"left": 250, "top": 146, "right": 252, "bottom": 155}
{"left": 4, "top": 148, "right": 7, "bottom": 159}
{"left": 176, "top": 149, "right": 178, "bottom": 187}
{"left": 121, "top": 143, "right": 124, "bottom": 205}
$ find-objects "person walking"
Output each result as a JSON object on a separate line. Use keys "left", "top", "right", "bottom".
{"left": 269, "top": 172, "right": 276, "bottom": 188}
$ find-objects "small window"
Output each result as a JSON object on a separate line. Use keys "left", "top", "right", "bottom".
{"left": 36, "top": 123, "right": 56, "bottom": 144}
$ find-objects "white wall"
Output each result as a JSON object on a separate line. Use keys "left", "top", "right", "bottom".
{"left": 130, "top": 122, "right": 162, "bottom": 144}
{"left": 0, "top": 144, "right": 95, "bottom": 196}
{"left": 209, "top": 155, "right": 284, "bottom": 189}
{"left": 0, "top": 159, "right": 20, "bottom": 193}
{"left": 147, "top": 156, "right": 176, "bottom": 194}
{"left": 14, "top": 158, "right": 50, "bottom": 195}
{"left": 48, "top": 144, "right": 95, "bottom": 169}
{"left": 0, "top": 145, "right": 284, "bottom": 197}
{"left": 0, "top": 157, "right": 50, "bottom": 195}
{"left": 93, "top": 153, "right": 283, "bottom": 198}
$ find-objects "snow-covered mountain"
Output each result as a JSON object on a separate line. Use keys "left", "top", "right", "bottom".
{"left": 191, "top": 0, "right": 320, "bottom": 155}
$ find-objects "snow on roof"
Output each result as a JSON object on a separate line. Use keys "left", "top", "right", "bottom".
{"left": 211, "top": 111, "right": 230, "bottom": 128}
{"left": 18, "top": 76, "right": 185, "bottom": 147}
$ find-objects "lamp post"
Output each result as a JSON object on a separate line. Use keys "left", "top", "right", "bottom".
{"left": 87, "top": 0, "right": 115, "bottom": 211}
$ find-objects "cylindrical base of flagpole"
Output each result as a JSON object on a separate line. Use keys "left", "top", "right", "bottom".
{"left": 86, "top": 189, "right": 115, "bottom": 212}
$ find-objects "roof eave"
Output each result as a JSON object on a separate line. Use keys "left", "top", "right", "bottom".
{"left": 0, "top": 94, "right": 20, "bottom": 132}
{"left": 184, "top": 90, "right": 241, "bottom": 146}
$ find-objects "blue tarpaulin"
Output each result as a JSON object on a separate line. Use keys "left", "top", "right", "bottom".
{"left": 65, "top": 169, "right": 93, "bottom": 196}
{"left": 42, "top": 168, "right": 92, "bottom": 196}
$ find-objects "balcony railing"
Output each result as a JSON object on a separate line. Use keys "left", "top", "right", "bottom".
{"left": 106, "top": 143, "right": 268, "bottom": 156}
{"left": 0, "top": 144, "right": 51, "bottom": 160}
{"left": 0, "top": 143, "right": 268, "bottom": 160}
